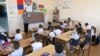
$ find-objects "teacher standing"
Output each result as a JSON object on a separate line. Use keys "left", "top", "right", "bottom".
{"left": 22, "top": 10, "right": 29, "bottom": 34}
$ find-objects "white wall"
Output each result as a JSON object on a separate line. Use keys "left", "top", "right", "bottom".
{"left": 6, "top": 0, "right": 100, "bottom": 33}
{"left": 6, "top": 0, "right": 56, "bottom": 33}
{"left": 60, "top": 0, "right": 100, "bottom": 33}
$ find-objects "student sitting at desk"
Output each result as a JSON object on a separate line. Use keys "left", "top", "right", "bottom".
{"left": 37, "top": 24, "right": 44, "bottom": 34}
{"left": 49, "top": 27, "right": 55, "bottom": 40}
{"left": 91, "top": 26, "right": 96, "bottom": 44}
{"left": 67, "top": 18, "right": 73, "bottom": 29}
{"left": 60, "top": 22, "right": 64, "bottom": 29}
{"left": 68, "top": 29, "right": 80, "bottom": 53}
{"left": 63, "top": 21, "right": 67, "bottom": 28}
{"left": 53, "top": 26, "right": 62, "bottom": 36}
{"left": 47, "top": 22, "right": 52, "bottom": 30}
{"left": 48, "top": 27, "right": 56, "bottom": 44}
{"left": 31, "top": 34, "right": 43, "bottom": 51}
{"left": 0, "top": 32, "right": 11, "bottom": 45}
{"left": 14, "top": 29, "right": 22, "bottom": 41}
{"left": 8, "top": 41, "right": 23, "bottom": 56}
{"left": 85, "top": 30, "right": 92, "bottom": 43}
{"left": 77, "top": 23, "right": 83, "bottom": 34}
{"left": 84, "top": 23, "right": 91, "bottom": 32}
{"left": 53, "top": 42, "right": 65, "bottom": 56}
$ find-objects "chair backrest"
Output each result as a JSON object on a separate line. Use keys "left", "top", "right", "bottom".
{"left": 82, "top": 43, "right": 90, "bottom": 50}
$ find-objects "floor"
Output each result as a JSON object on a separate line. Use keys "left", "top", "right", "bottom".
{"left": 70, "top": 45, "right": 100, "bottom": 56}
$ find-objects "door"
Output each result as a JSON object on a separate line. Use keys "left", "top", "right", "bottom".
{"left": 0, "top": 4, "right": 8, "bottom": 32}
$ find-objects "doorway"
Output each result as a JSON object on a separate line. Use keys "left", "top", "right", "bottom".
{"left": 0, "top": 4, "right": 8, "bottom": 32}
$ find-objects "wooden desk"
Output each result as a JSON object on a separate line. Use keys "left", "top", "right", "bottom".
{"left": 57, "top": 31, "right": 73, "bottom": 42}
{"left": 26, "top": 44, "right": 55, "bottom": 56}
{"left": 42, "top": 30, "right": 50, "bottom": 36}
{"left": 52, "top": 23, "right": 60, "bottom": 27}
{"left": 0, "top": 37, "right": 34, "bottom": 55}
{"left": 56, "top": 31, "right": 73, "bottom": 55}
{"left": 19, "top": 37, "right": 34, "bottom": 48}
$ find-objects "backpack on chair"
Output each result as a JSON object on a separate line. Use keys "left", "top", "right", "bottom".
{"left": 95, "top": 35, "right": 100, "bottom": 45}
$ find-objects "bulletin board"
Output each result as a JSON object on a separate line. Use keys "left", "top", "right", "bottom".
{"left": 56, "top": 0, "right": 71, "bottom": 9}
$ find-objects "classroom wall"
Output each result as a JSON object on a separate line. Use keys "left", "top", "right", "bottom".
{"left": 60, "top": 0, "right": 100, "bottom": 33}
{"left": 6, "top": 0, "right": 56, "bottom": 33}
{"left": 6, "top": 0, "right": 100, "bottom": 33}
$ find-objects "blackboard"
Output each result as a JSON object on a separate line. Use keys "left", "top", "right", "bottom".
{"left": 29, "top": 12, "right": 44, "bottom": 23}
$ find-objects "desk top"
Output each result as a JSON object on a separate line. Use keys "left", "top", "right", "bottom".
{"left": 57, "top": 31, "right": 73, "bottom": 42}
{"left": 52, "top": 23, "right": 60, "bottom": 26}
{"left": 0, "top": 37, "right": 34, "bottom": 55}
{"left": 41, "top": 30, "right": 50, "bottom": 36}
{"left": 19, "top": 37, "right": 34, "bottom": 48}
{"left": 26, "top": 44, "right": 55, "bottom": 56}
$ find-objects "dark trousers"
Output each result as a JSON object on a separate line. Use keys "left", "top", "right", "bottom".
{"left": 24, "top": 23, "right": 29, "bottom": 33}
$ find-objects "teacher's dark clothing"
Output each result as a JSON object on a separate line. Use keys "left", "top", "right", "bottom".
{"left": 23, "top": 13, "right": 29, "bottom": 33}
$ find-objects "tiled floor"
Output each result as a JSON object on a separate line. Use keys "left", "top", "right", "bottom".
{"left": 70, "top": 45, "right": 100, "bottom": 56}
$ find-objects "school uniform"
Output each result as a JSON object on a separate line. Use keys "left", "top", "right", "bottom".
{"left": 37, "top": 28, "right": 44, "bottom": 34}
{"left": 49, "top": 32, "right": 56, "bottom": 40}
{"left": 91, "top": 29, "right": 95, "bottom": 36}
{"left": 70, "top": 32, "right": 80, "bottom": 46}
{"left": 31, "top": 42, "right": 43, "bottom": 51}
{"left": 53, "top": 29, "right": 62, "bottom": 36}
{"left": 63, "top": 23, "right": 67, "bottom": 27}
{"left": 14, "top": 33, "right": 22, "bottom": 41}
{"left": 91, "top": 29, "right": 96, "bottom": 43}
{"left": 8, "top": 47, "right": 23, "bottom": 56}
{"left": 54, "top": 52, "right": 65, "bottom": 56}
{"left": 77, "top": 27, "right": 83, "bottom": 34}
{"left": 68, "top": 21, "right": 73, "bottom": 27}
{"left": 60, "top": 25, "right": 65, "bottom": 29}
{"left": 84, "top": 25, "right": 91, "bottom": 32}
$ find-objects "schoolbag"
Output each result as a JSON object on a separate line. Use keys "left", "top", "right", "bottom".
{"left": 95, "top": 36, "right": 100, "bottom": 45}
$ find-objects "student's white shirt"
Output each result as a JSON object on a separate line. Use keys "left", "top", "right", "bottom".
{"left": 53, "top": 29, "right": 62, "bottom": 36}
{"left": 91, "top": 29, "right": 95, "bottom": 36}
{"left": 31, "top": 42, "right": 43, "bottom": 51}
{"left": 69, "top": 21, "right": 73, "bottom": 26}
{"left": 63, "top": 23, "right": 67, "bottom": 27}
{"left": 14, "top": 33, "right": 22, "bottom": 41}
{"left": 84, "top": 25, "right": 91, "bottom": 32}
{"left": 60, "top": 25, "right": 65, "bottom": 28}
{"left": 70, "top": 32, "right": 80, "bottom": 40}
{"left": 8, "top": 47, "right": 23, "bottom": 56}
{"left": 85, "top": 25, "right": 91, "bottom": 30}
{"left": 37, "top": 28, "right": 44, "bottom": 34}
{"left": 49, "top": 32, "right": 56, "bottom": 40}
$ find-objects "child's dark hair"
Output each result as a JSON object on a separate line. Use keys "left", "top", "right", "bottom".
{"left": 48, "top": 22, "right": 52, "bottom": 25}
{"left": 60, "top": 22, "right": 63, "bottom": 25}
{"left": 55, "top": 42, "right": 64, "bottom": 53}
{"left": 64, "top": 21, "right": 66, "bottom": 23}
{"left": 13, "top": 41, "right": 20, "bottom": 50}
{"left": 85, "top": 23, "right": 88, "bottom": 26}
{"left": 16, "top": 29, "right": 20, "bottom": 33}
{"left": 39, "top": 24, "right": 43, "bottom": 28}
{"left": 34, "top": 33, "right": 40, "bottom": 42}
{"left": 78, "top": 23, "right": 82, "bottom": 27}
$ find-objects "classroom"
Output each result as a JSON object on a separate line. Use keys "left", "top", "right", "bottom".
{"left": 0, "top": 0, "right": 100, "bottom": 56}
